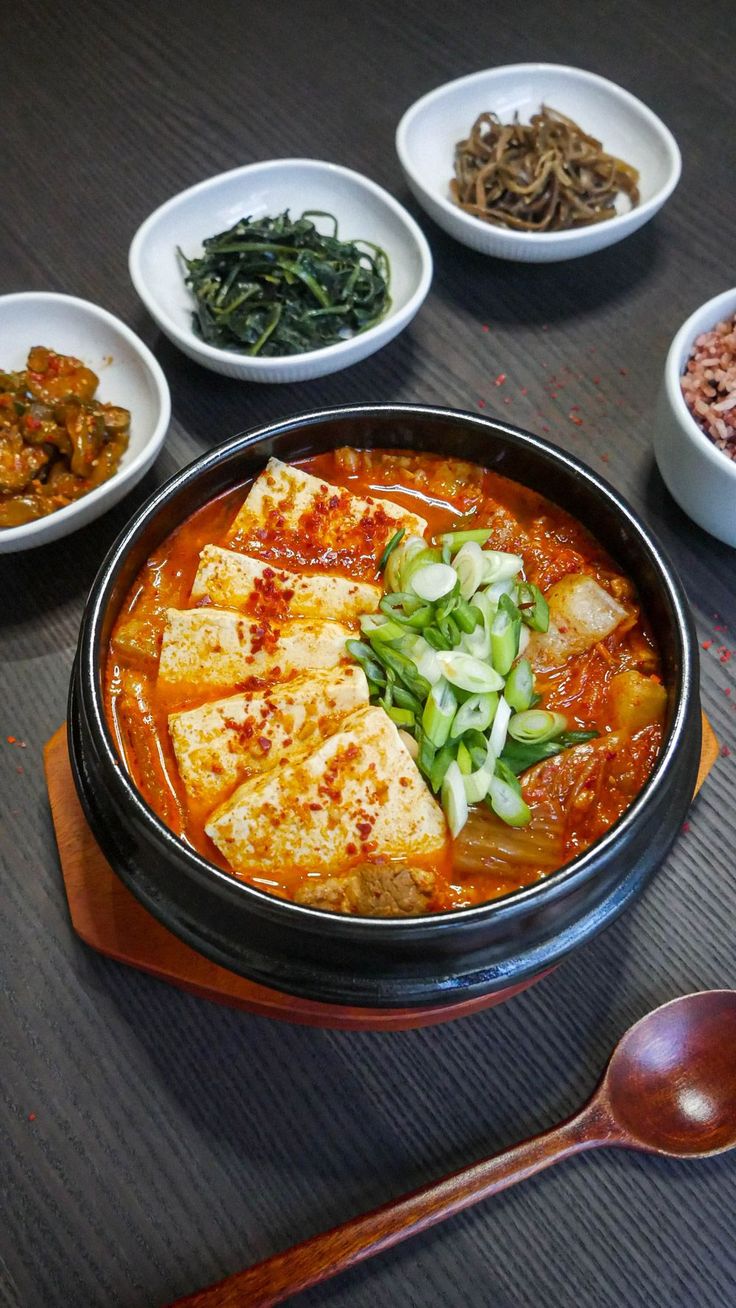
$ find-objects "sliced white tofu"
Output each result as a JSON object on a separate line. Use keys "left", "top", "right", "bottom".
{"left": 191, "top": 545, "right": 381, "bottom": 621}
{"left": 158, "top": 608, "right": 350, "bottom": 694}
{"left": 225, "top": 457, "right": 427, "bottom": 567}
{"left": 527, "top": 574, "right": 628, "bottom": 670}
{"left": 169, "top": 665, "right": 370, "bottom": 809}
{"left": 206, "top": 705, "right": 448, "bottom": 876}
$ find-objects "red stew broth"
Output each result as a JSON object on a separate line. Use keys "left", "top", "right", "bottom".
{"left": 104, "top": 448, "right": 663, "bottom": 910}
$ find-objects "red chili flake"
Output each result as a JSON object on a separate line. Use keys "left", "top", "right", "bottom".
{"left": 592, "top": 376, "right": 601, "bottom": 385}
{"left": 550, "top": 391, "right": 559, "bottom": 399}
{"left": 494, "top": 373, "right": 506, "bottom": 387}
{"left": 681, "top": 821, "right": 690, "bottom": 834}
{"left": 357, "top": 821, "right": 373, "bottom": 839}
{"left": 482, "top": 324, "right": 490, "bottom": 332}
{"left": 714, "top": 624, "right": 725, "bottom": 632}
{"left": 28, "top": 1112, "right": 36, "bottom": 1122}
{"left": 702, "top": 640, "right": 712, "bottom": 650}
{"left": 570, "top": 404, "right": 580, "bottom": 411}
{"left": 346, "top": 842, "right": 357, "bottom": 856}
{"left": 520, "top": 387, "right": 528, "bottom": 395}
{"left": 725, "top": 688, "right": 732, "bottom": 697}
{"left": 541, "top": 424, "right": 550, "bottom": 433}
{"left": 257, "top": 736, "right": 272, "bottom": 754}
{"left": 16, "top": 767, "right": 24, "bottom": 775}
{"left": 24, "top": 414, "right": 41, "bottom": 432}
{"left": 569, "top": 413, "right": 584, "bottom": 427}
{"left": 6, "top": 735, "right": 16, "bottom": 744}
{"left": 477, "top": 399, "right": 486, "bottom": 408}
{"left": 719, "top": 648, "right": 733, "bottom": 663}
{"left": 600, "top": 453, "right": 610, "bottom": 462}
{"left": 721, "top": 745, "right": 732, "bottom": 757}
{"left": 619, "top": 367, "right": 628, "bottom": 375}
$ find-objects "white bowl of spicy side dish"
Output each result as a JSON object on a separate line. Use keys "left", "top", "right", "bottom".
{"left": 129, "top": 159, "right": 433, "bottom": 382}
{"left": 396, "top": 63, "right": 681, "bottom": 262}
{"left": 0, "top": 292, "right": 170, "bottom": 553}
{"left": 654, "top": 287, "right": 736, "bottom": 547}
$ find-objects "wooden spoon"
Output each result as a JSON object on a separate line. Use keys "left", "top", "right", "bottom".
{"left": 168, "top": 990, "right": 736, "bottom": 1308}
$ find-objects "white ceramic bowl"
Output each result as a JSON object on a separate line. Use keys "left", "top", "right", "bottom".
{"left": 654, "top": 287, "right": 736, "bottom": 547}
{"left": 0, "top": 293, "right": 170, "bottom": 554}
{"left": 396, "top": 63, "right": 681, "bottom": 262}
{"left": 129, "top": 159, "right": 433, "bottom": 382}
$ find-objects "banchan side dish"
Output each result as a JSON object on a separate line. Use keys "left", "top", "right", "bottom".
{"left": 70, "top": 406, "right": 701, "bottom": 1007}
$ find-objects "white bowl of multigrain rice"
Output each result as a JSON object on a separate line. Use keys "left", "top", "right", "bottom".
{"left": 654, "top": 287, "right": 736, "bottom": 547}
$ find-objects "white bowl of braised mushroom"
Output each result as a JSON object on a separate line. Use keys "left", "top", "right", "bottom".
{"left": 0, "top": 292, "right": 170, "bottom": 553}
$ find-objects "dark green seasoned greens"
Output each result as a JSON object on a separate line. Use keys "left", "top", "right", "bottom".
{"left": 179, "top": 211, "right": 391, "bottom": 357}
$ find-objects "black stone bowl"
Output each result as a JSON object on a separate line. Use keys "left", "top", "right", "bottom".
{"left": 69, "top": 405, "right": 701, "bottom": 1009}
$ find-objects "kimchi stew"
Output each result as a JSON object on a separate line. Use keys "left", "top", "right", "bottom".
{"left": 105, "top": 448, "right": 667, "bottom": 916}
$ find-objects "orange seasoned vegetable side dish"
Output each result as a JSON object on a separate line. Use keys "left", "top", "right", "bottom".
{"left": 105, "top": 448, "right": 666, "bottom": 917}
{"left": 0, "top": 346, "right": 130, "bottom": 527}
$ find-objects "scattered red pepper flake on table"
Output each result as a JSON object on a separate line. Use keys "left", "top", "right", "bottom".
{"left": 7, "top": 735, "right": 16, "bottom": 743}
{"left": 28, "top": 1112, "right": 36, "bottom": 1122}
{"left": 477, "top": 399, "right": 486, "bottom": 408}
{"left": 681, "top": 821, "right": 690, "bottom": 833}
{"left": 721, "top": 745, "right": 732, "bottom": 757}
{"left": 494, "top": 373, "right": 506, "bottom": 387}
{"left": 702, "top": 640, "right": 713, "bottom": 650}
{"left": 569, "top": 412, "right": 584, "bottom": 426}
{"left": 619, "top": 367, "right": 628, "bottom": 375}
{"left": 600, "top": 453, "right": 610, "bottom": 462}
{"left": 481, "top": 324, "right": 490, "bottom": 332}
{"left": 719, "top": 648, "right": 732, "bottom": 663}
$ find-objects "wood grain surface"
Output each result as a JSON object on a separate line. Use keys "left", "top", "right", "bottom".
{"left": 1, "top": 1, "right": 734, "bottom": 1306}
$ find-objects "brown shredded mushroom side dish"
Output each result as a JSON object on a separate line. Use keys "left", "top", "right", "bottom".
{"left": 0, "top": 346, "right": 130, "bottom": 528}
{"left": 450, "top": 105, "right": 640, "bottom": 232}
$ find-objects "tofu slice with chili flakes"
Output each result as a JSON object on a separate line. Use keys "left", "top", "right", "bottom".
{"left": 191, "top": 545, "right": 381, "bottom": 622}
{"left": 158, "top": 608, "right": 350, "bottom": 695}
{"left": 168, "top": 665, "right": 370, "bottom": 810}
{"left": 225, "top": 458, "right": 427, "bottom": 572}
{"left": 206, "top": 705, "right": 448, "bottom": 877}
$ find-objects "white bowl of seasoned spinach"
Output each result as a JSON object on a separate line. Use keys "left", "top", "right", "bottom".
{"left": 129, "top": 159, "right": 433, "bottom": 382}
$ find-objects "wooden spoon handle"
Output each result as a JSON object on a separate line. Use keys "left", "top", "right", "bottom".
{"left": 168, "top": 1105, "right": 610, "bottom": 1308}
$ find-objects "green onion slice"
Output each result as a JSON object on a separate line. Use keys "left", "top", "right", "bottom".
{"left": 504, "top": 658, "right": 534, "bottom": 712}
{"left": 463, "top": 739, "right": 496, "bottom": 805}
{"left": 453, "top": 541, "right": 486, "bottom": 599}
{"left": 491, "top": 593, "right": 522, "bottom": 676}
{"left": 385, "top": 534, "right": 425, "bottom": 593}
{"left": 507, "top": 709, "right": 568, "bottom": 743}
{"left": 488, "top": 774, "right": 531, "bottom": 827}
{"left": 411, "top": 562, "right": 458, "bottom": 603}
{"left": 437, "top": 528, "right": 492, "bottom": 553}
{"left": 442, "top": 760, "right": 469, "bottom": 837}
{"left": 421, "top": 677, "right": 457, "bottom": 748}
{"left": 401, "top": 546, "right": 442, "bottom": 593}
{"left": 489, "top": 693, "right": 512, "bottom": 756}
{"left": 481, "top": 551, "right": 524, "bottom": 585}
{"left": 387, "top": 706, "right": 415, "bottom": 728}
{"left": 378, "top": 527, "right": 405, "bottom": 573}
{"left": 435, "top": 651, "right": 505, "bottom": 694}
{"left": 449, "top": 691, "right": 498, "bottom": 740}
{"left": 516, "top": 581, "right": 550, "bottom": 633}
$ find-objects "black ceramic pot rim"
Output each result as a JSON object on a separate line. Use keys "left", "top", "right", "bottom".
{"left": 77, "top": 403, "right": 697, "bottom": 938}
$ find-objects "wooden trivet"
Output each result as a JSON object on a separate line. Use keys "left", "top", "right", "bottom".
{"left": 44, "top": 718, "right": 719, "bottom": 1032}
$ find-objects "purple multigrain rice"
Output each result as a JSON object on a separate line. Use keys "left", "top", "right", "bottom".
{"left": 680, "top": 313, "right": 736, "bottom": 460}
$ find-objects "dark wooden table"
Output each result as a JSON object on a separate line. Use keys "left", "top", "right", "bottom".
{"left": 2, "top": 1, "right": 734, "bottom": 1304}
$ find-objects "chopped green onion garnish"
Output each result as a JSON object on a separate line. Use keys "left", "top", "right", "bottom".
{"left": 456, "top": 740, "right": 473, "bottom": 775}
{"left": 441, "top": 760, "right": 469, "bottom": 836}
{"left": 411, "top": 562, "right": 458, "bottom": 602}
{"left": 454, "top": 541, "right": 486, "bottom": 599}
{"left": 401, "top": 546, "right": 442, "bottom": 593}
{"left": 481, "top": 550, "right": 524, "bottom": 585}
{"left": 504, "top": 658, "right": 534, "bottom": 712}
{"left": 385, "top": 534, "right": 425, "bottom": 593}
{"left": 378, "top": 527, "right": 405, "bottom": 573}
{"left": 499, "top": 730, "right": 598, "bottom": 775}
{"left": 507, "top": 709, "right": 568, "bottom": 744}
{"left": 489, "top": 694, "right": 512, "bottom": 756}
{"left": 491, "top": 593, "right": 522, "bottom": 676}
{"left": 453, "top": 598, "right": 479, "bottom": 634}
{"left": 387, "top": 706, "right": 415, "bottom": 728}
{"left": 436, "top": 651, "right": 505, "bottom": 694}
{"left": 370, "top": 619, "right": 406, "bottom": 644}
{"left": 430, "top": 743, "right": 456, "bottom": 794}
{"left": 438, "top": 528, "right": 493, "bottom": 552}
{"left": 423, "top": 626, "right": 450, "bottom": 651}
{"left": 516, "top": 581, "right": 550, "bottom": 633}
{"left": 449, "top": 691, "right": 498, "bottom": 740}
{"left": 422, "top": 677, "right": 457, "bottom": 748}
{"left": 488, "top": 774, "right": 531, "bottom": 827}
